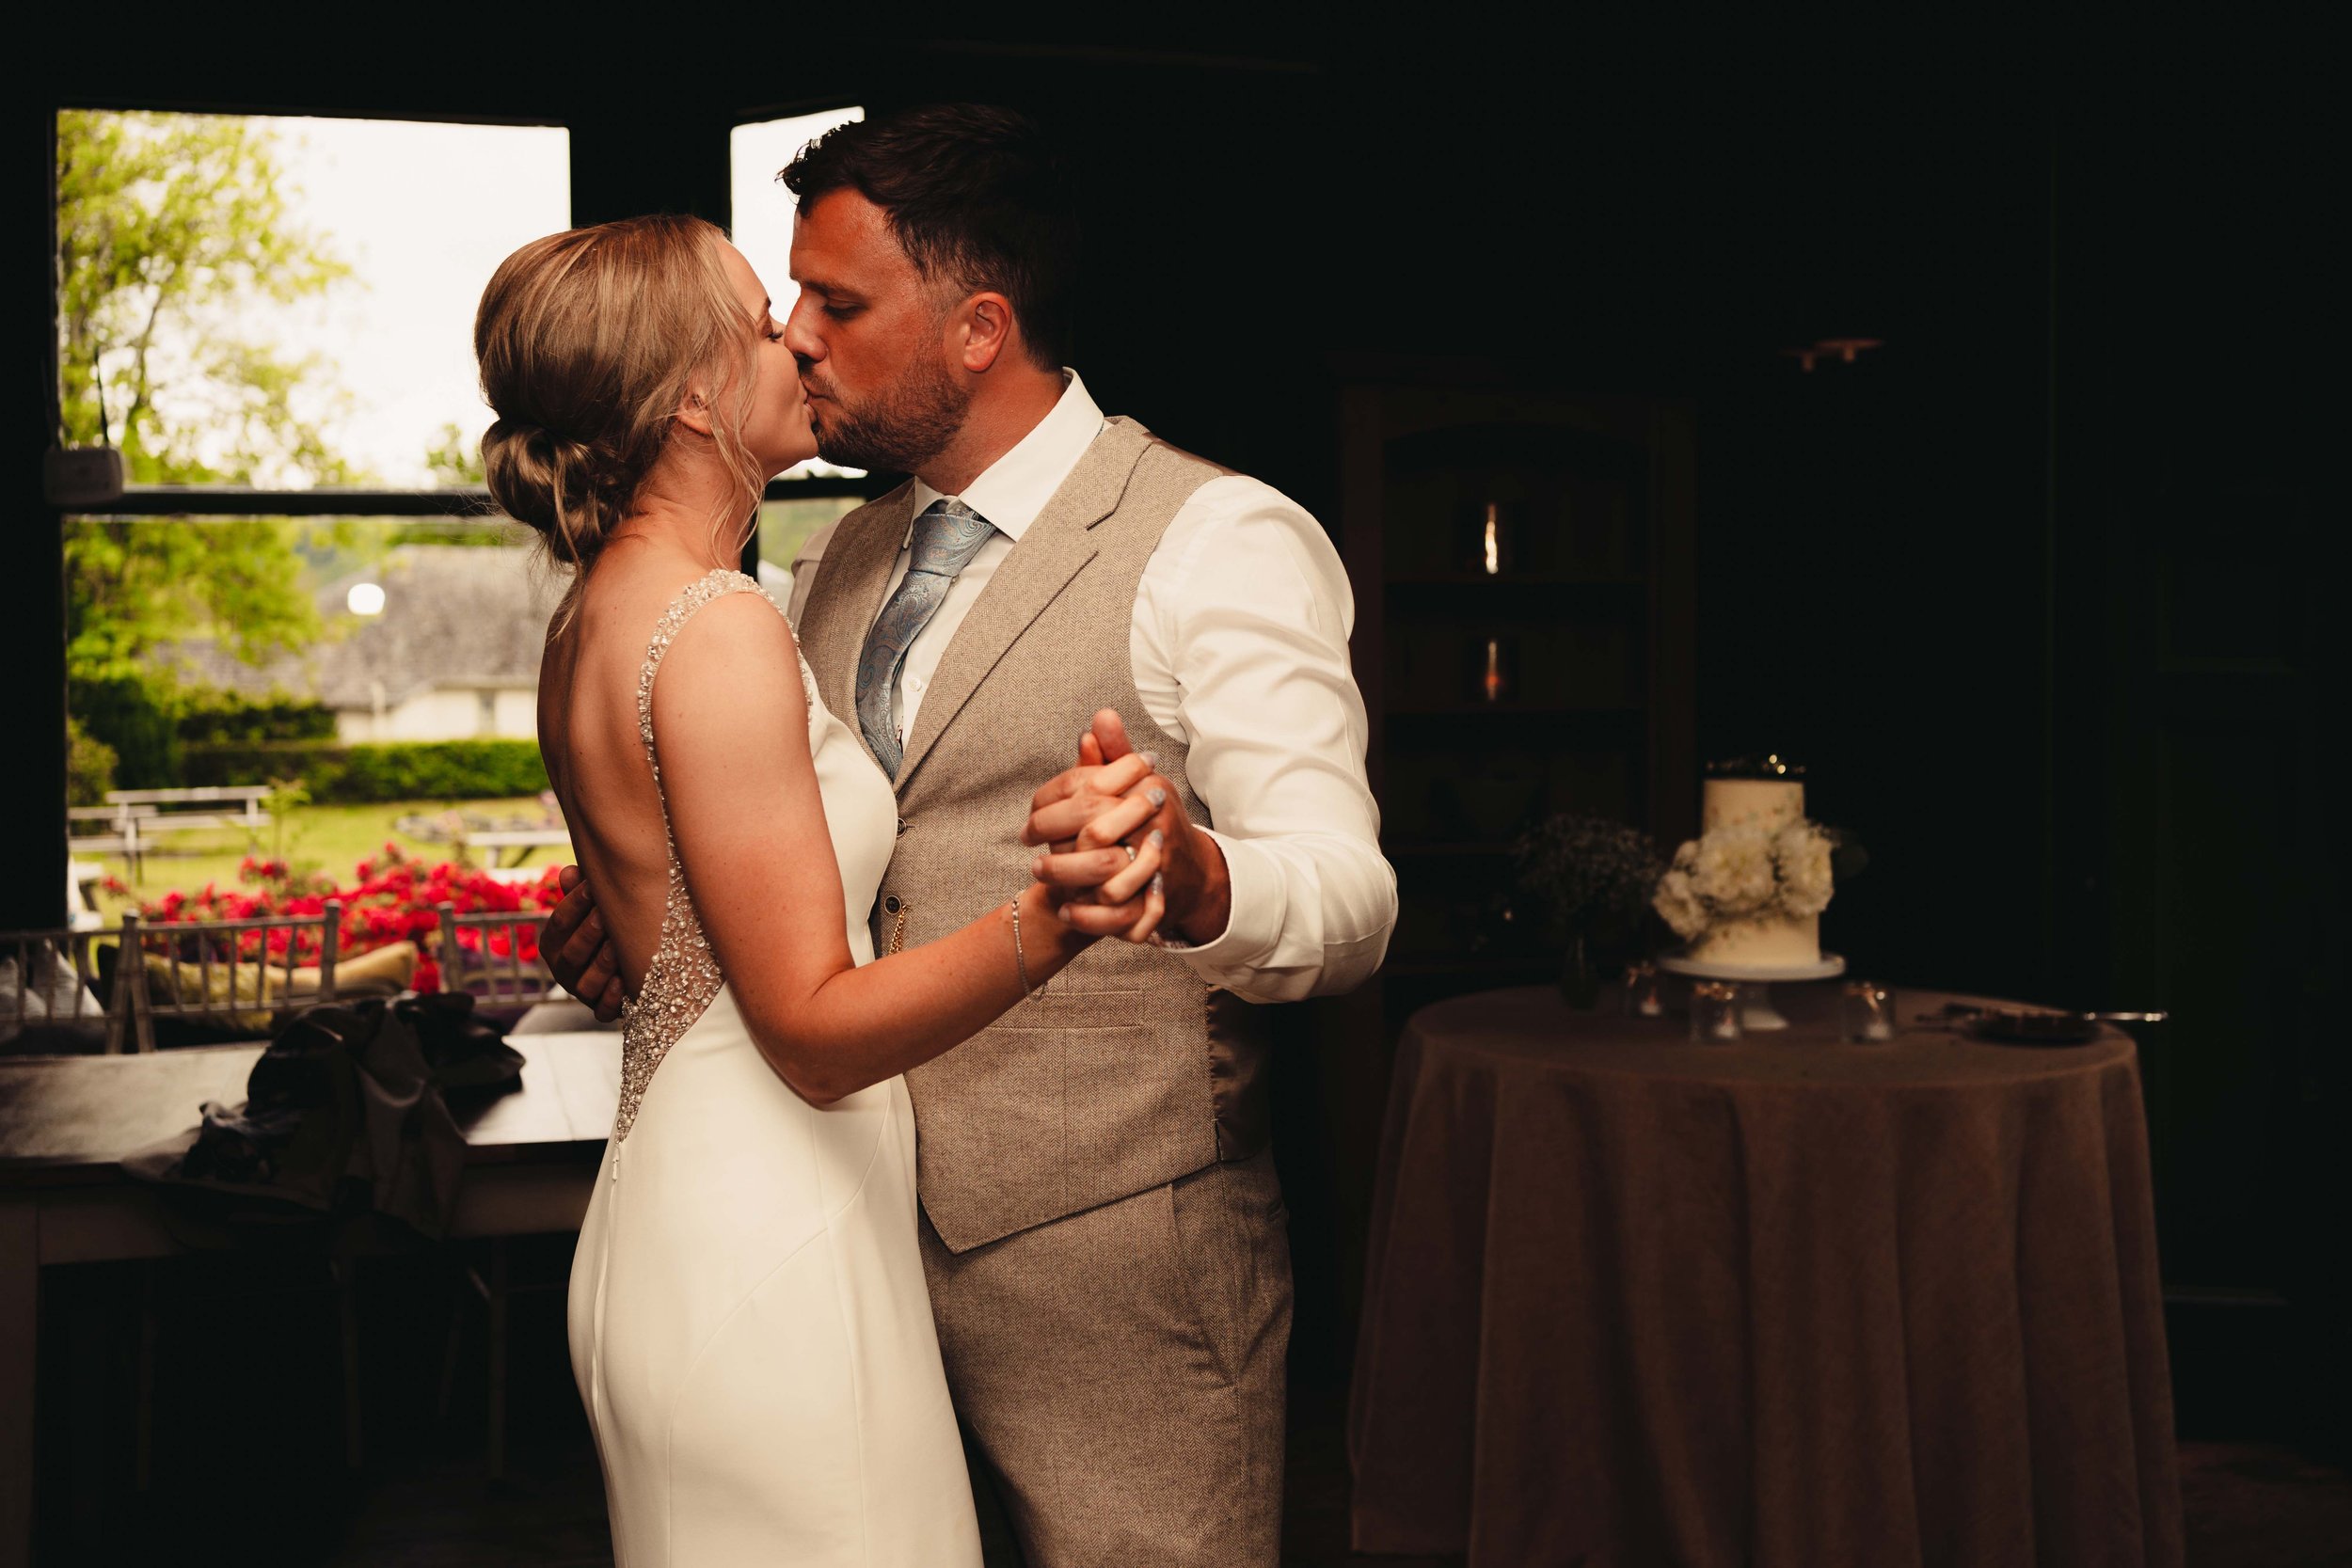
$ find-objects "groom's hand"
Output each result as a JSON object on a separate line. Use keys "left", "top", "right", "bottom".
{"left": 544, "top": 865, "right": 626, "bottom": 1022}
{"left": 1028, "top": 710, "right": 1232, "bottom": 945}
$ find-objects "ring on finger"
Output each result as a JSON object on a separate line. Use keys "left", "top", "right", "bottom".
{"left": 1123, "top": 843, "right": 1137, "bottom": 863}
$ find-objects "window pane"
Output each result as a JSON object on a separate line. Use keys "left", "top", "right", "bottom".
{"left": 731, "top": 106, "right": 866, "bottom": 483}
{"left": 65, "top": 516, "right": 571, "bottom": 931}
{"left": 753, "top": 496, "right": 869, "bottom": 604}
{"left": 56, "top": 111, "right": 569, "bottom": 490}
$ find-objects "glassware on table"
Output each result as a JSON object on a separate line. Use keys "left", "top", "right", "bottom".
{"left": 1622, "top": 961, "right": 1663, "bottom": 1018}
{"left": 1690, "top": 980, "right": 1743, "bottom": 1043}
{"left": 1839, "top": 979, "right": 1895, "bottom": 1042}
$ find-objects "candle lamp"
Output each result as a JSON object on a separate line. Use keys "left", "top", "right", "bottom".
{"left": 1466, "top": 499, "right": 1514, "bottom": 577}
{"left": 1470, "top": 635, "right": 1517, "bottom": 704}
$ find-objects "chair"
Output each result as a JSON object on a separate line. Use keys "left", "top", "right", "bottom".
{"left": 0, "top": 925, "right": 119, "bottom": 1053}
{"left": 431, "top": 900, "right": 561, "bottom": 1479}
{"left": 115, "top": 901, "right": 342, "bottom": 1051}
{"left": 435, "top": 902, "right": 555, "bottom": 1019}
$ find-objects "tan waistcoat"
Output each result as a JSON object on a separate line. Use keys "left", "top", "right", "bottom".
{"left": 795, "top": 417, "right": 1272, "bottom": 1253}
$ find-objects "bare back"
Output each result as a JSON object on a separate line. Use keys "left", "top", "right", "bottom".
{"left": 536, "top": 546, "right": 831, "bottom": 1000}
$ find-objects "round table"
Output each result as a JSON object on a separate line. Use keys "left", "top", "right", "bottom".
{"left": 1346, "top": 985, "right": 2182, "bottom": 1568}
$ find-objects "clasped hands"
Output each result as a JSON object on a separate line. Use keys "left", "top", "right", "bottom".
{"left": 1023, "top": 709, "right": 1231, "bottom": 947}
{"left": 544, "top": 709, "right": 1226, "bottom": 1022}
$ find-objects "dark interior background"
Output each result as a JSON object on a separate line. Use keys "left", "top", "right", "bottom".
{"left": 8, "top": 24, "right": 2334, "bottom": 1449}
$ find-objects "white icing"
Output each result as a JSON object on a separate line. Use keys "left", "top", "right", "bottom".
{"left": 1692, "top": 777, "right": 1820, "bottom": 964}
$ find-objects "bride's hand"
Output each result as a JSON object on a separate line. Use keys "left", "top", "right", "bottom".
{"left": 1024, "top": 749, "right": 1169, "bottom": 944}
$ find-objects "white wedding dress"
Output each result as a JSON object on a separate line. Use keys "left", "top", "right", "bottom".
{"left": 567, "top": 569, "right": 981, "bottom": 1567}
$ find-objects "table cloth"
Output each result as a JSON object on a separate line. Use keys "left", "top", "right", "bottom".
{"left": 1348, "top": 985, "right": 2181, "bottom": 1567}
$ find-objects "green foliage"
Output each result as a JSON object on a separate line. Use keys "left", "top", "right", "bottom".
{"left": 756, "top": 498, "right": 864, "bottom": 571}
{"left": 183, "top": 739, "right": 550, "bottom": 803}
{"left": 384, "top": 517, "right": 521, "bottom": 548}
{"left": 55, "top": 109, "right": 358, "bottom": 485}
{"left": 262, "top": 776, "right": 311, "bottom": 866}
{"left": 55, "top": 109, "right": 364, "bottom": 693}
{"left": 174, "top": 689, "right": 336, "bottom": 745}
{"left": 422, "top": 421, "right": 485, "bottom": 486}
{"left": 65, "top": 515, "right": 330, "bottom": 681}
{"left": 65, "top": 719, "right": 118, "bottom": 806}
{"left": 69, "top": 674, "right": 180, "bottom": 787}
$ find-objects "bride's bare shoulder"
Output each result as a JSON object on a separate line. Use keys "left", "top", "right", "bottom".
{"left": 559, "top": 557, "right": 787, "bottom": 662}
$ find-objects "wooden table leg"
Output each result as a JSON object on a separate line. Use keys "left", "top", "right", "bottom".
{"left": 1, "top": 1200, "right": 40, "bottom": 1568}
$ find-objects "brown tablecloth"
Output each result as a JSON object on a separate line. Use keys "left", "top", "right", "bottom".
{"left": 1347, "top": 985, "right": 2182, "bottom": 1568}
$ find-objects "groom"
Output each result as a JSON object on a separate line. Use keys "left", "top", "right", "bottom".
{"left": 547, "top": 103, "right": 1394, "bottom": 1565}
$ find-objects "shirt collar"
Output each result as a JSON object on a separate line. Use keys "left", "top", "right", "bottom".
{"left": 905, "top": 369, "right": 1104, "bottom": 546}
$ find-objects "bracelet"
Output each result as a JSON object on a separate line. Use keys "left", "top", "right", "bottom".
{"left": 1009, "top": 895, "right": 1043, "bottom": 1004}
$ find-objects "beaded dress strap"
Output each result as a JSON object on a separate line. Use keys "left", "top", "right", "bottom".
{"left": 635, "top": 568, "right": 808, "bottom": 789}
{"left": 612, "top": 568, "right": 801, "bottom": 1150}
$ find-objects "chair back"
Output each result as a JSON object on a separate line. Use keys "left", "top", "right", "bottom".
{"left": 116, "top": 901, "right": 343, "bottom": 1052}
{"left": 1, "top": 925, "right": 120, "bottom": 1053}
{"left": 435, "top": 903, "right": 553, "bottom": 1012}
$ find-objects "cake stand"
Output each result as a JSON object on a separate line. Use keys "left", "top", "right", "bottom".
{"left": 1656, "top": 951, "right": 1847, "bottom": 1031}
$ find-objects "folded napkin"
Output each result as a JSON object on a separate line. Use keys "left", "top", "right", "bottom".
{"left": 137, "top": 940, "right": 419, "bottom": 1033}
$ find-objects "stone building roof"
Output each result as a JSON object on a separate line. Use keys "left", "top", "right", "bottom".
{"left": 177, "top": 545, "right": 564, "bottom": 710}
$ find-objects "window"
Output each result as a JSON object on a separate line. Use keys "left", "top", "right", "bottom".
{"left": 58, "top": 110, "right": 569, "bottom": 490}
{"left": 731, "top": 107, "right": 874, "bottom": 599}
{"left": 56, "top": 110, "right": 573, "bottom": 930}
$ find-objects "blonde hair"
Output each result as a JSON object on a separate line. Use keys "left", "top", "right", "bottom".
{"left": 474, "top": 214, "right": 765, "bottom": 583}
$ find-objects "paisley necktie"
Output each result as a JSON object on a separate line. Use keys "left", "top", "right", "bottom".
{"left": 854, "top": 497, "right": 996, "bottom": 778}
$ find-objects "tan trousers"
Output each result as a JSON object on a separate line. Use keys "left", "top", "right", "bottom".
{"left": 920, "top": 1149, "right": 1294, "bottom": 1568}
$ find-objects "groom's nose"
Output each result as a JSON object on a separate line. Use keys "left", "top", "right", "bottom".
{"left": 783, "top": 300, "right": 825, "bottom": 364}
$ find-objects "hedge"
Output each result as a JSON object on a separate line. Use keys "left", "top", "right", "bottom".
{"left": 176, "top": 691, "right": 337, "bottom": 745}
{"left": 70, "top": 674, "right": 179, "bottom": 787}
{"left": 182, "top": 738, "right": 550, "bottom": 802}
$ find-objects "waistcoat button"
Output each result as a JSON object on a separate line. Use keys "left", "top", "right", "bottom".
{"left": 897, "top": 817, "right": 910, "bottom": 837}
{"left": 883, "top": 895, "right": 902, "bottom": 914}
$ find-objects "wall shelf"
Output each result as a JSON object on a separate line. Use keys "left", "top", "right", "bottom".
{"left": 1336, "top": 365, "right": 1695, "bottom": 1023}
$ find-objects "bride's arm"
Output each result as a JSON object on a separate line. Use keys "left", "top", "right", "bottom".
{"left": 649, "top": 594, "right": 1163, "bottom": 1107}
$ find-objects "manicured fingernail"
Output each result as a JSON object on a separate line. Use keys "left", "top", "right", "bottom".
{"left": 1032, "top": 856, "right": 1046, "bottom": 876}
{"left": 1140, "top": 751, "right": 1160, "bottom": 769}
{"left": 1150, "top": 829, "right": 1166, "bottom": 847}
{"left": 1152, "top": 872, "right": 1165, "bottom": 895}
{"left": 1148, "top": 788, "right": 1167, "bottom": 808}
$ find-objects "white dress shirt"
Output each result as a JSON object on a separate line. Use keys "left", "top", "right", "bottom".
{"left": 787, "top": 371, "right": 1395, "bottom": 1003}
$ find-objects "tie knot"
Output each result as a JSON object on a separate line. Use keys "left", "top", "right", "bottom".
{"left": 909, "top": 498, "right": 995, "bottom": 577}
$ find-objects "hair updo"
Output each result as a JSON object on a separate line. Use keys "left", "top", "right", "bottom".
{"left": 473, "top": 214, "right": 763, "bottom": 575}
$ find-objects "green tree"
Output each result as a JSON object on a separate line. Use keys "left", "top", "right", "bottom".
{"left": 395, "top": 421, "right": 516, "bottom": 546}
{"left": 422, "top": 421, "right": 485, "bottom": 486}
{"left": 56, "top": 110, "right": 362, "bottom": 683}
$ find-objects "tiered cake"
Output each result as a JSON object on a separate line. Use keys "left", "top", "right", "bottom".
{"left": 1687, "top": 766, "right": 1822, "bottom": 969}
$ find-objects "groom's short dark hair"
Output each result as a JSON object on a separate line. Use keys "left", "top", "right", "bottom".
{"left": 782, "top": 103, "right": 1079, "bottom": 370}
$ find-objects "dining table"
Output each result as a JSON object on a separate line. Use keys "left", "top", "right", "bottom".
{"left": 0, "top": 1031, "right": 620, "bottom": 1568}
{"left": 1347, "top": 983, "right": 2182, "bottom": 1568}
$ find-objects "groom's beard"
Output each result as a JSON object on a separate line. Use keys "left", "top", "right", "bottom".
{"left": 807, "top": 352, "right": 969, "bottom": 474}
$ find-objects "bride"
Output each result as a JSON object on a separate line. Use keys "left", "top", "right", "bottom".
{"left": 474, "top": 214, "right": 1166, "bottom": 1566}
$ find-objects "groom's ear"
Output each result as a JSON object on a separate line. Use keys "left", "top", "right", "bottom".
{"left": 954, "top": 291, "right": 1018, "bottom": 374}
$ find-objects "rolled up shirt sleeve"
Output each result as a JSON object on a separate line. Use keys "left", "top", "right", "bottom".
{"left": 1133, "top": 475, "right": 1398, "bottom": 1003}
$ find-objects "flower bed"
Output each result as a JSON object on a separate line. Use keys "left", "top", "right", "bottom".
{"left": 113, "top": 844, "right": 562, "bottom": 993}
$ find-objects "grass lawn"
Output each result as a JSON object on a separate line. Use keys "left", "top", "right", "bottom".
{"left": 76, "top": 797, "right": 574, "bottom": 914}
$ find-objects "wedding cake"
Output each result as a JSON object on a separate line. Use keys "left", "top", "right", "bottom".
{"left": 1652, "top": 756, "right": 1836, "bottom": 970}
